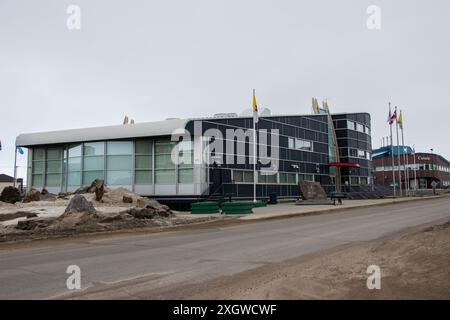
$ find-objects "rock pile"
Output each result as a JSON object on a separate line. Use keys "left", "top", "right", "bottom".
{"left": 63, "top": 194, "right": 97, "bottom": 216}
{"left": 0, "top": 186, "right": 21, "bottom": 204}
{"left": 23, "top": 188, "right": 41, "bottom": 203}
{"left": 134, "top": 197, "right": 172, "bottom": 217}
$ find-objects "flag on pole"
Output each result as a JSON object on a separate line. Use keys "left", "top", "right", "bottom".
{"left": 389, "top": 107, "right": 397, "bottom": 125}
{"left": 252, "top": 89, "right": 258, "bottom": 203}
{"left": 397, "top": 110, "right": 403, "bottom": 129}
{"left": 252, "top": 89, "right": 258, "bottom": 123}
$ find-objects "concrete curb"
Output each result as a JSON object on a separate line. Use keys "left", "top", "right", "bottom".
{"left": 239, "top": 194, "right": 449, "bottom": 222}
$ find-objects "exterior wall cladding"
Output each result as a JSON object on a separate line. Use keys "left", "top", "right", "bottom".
{"left": 23, "top": 112, "right": 372, "bottom": 201}
{"left": 186, "top": 114, "right": 332, "bottom": 199}
{"left": 185, "top": 112, "right": 373, "bottom": 199}
{"left": 331, "top": 113, "right": 373, "bottom": 188}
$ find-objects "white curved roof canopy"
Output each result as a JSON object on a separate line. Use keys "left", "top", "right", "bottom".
{"left": 16, "top": 118, "right": 189, "bottom": 147}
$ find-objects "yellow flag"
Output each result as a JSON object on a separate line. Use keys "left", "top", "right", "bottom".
{"left": 252, "top": 89, "right": 258, "bottom": 112}
{"left": 397, "top": 110, "right": 403, "bottom": 128}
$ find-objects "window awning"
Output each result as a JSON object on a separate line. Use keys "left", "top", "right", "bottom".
{"left": 328, "top": 162, "right": 361, "bottom": 168}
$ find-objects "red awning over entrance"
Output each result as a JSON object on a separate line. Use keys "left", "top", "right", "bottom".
{"left": 328, "top": 162, "right": 361, "bottom": 168}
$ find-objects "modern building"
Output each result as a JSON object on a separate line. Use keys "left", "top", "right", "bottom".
{"left": 15, "top": 110, "right": 373, "bottom": 205}
{"left": 372, "top": 146, "right": 450, "bottom": 189}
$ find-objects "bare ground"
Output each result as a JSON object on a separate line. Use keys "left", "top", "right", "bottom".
{"left": 0, "top": 188, "right": 224, "bottom": 244}
{"left": 141, "top": 219, "right": 450, "bottom": 300}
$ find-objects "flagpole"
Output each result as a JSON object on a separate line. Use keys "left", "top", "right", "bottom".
{"left": 253, "top": 120, "right": 257, "bottom": 203}
{"left": 395, "top": 106, "right": 402, "bottom": 196}
{"left": 399, "top": 110, "right": 409, "bottom": 196}
{"left": 252, "top": 89, "right": 257, "bottom": 203}
{"left": 400, "top": 120, "right": 409, "bottom": 196}
{"left": 413, "top": 146, "right": 417, "bottom": 192}
{"left": 389, "top": 103, "right": 396, "bottom": 197}
{"left": 405, "top": 145, "right": 410, "bottom": 194}
{"left": 13, "top": 146, "right": 17, "bottom": 188}
{"left": 400, "top": 131, "right": 408, "bottom": 196}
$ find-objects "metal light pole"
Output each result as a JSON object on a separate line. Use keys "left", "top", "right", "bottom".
{"left": 13, "top": 146, "right": 17, "bottom": 188}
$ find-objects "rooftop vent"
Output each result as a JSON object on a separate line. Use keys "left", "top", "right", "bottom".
{"left": 260, "top": 108, "right": 271, "bottom": 116}
{"left": 213, "top": 113, "right": 238, "bottom": 118}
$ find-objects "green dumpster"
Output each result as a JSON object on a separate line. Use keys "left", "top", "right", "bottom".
{"left": 191, "top": 202, "right": 220, "bottom": 214}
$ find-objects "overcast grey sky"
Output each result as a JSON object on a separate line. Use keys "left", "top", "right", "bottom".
{"left": 1, "top": 0, "right": 449, "bottom": 179}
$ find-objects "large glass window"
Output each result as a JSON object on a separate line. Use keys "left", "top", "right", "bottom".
{"left": 258, "top": 172, "right": 277, "bottom": 184}
{"left": 84, "top": 156, "right": 104, "bottom": 171}
{"left": 32, "top": 148, "right": 45, "bottom": 186}
{"left": 83, "top": 171, "right": 104, "bottom": 185}
{"left": 45, "top": 148, "right": 62, "bottom": 187}
{"left": 107, "top": 171, "right": 132, "bottom": 185}
{"left": 347, "top": 120, "right": 355, "bottom": 130}
{"left": 83, "top": 142, "right": 105, "bottom": 185}
{"left": 106, "top": 141, "right": 132, "bottom": 185}
{"left": 135, "top": 140, "right": 152, "bottom": 185}
{"left": 233, "top": 170, "right": 243, "bottom": 182}
{"left": 155, "top": 169, "right": 176, "bottom": 184}
{"left": 156, "top": 154, "right": 175, "bottom": 168}
{"left": 178, "top": 140, "right": 193, "bottom": 184}
{"left": 84, "top": 142, "right": 104, "bottom": 156}
{"left": 234, "top": 170, "right": 253, "bottom": 183}
{"left": 107, "top": 155, "right": 132, "bottom": 170}
{"left": 135, "top": 170, "right": 152, "bottom": 184}
{"left": 298, "top": 174, "right": 314, "bottom": 182}
{"left": 178, "top": 168, "right": 194, "bottom": 183}
{"left": 68, "top": 144, "right": 82, "bottom": 186}
{"left": 155, "top": 140, "right": 176, "bottom": 184}
{"left": 288, "top": 138, "right": 294, "bottom": 149}
{"left": 280, "top": 172, "right": 296, "bottom": 184}
{"left": 107, "top": 141, "right": 133, "bottom": 155}
{"left": 295, "top": 139, "right": 312, "bottom": 151}
{"left": 356, "top": 123, "right": 364, "bottom": 133}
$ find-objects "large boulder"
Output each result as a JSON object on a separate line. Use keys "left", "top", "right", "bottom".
{"left": 74, "top": 186, "right": 90, "bottom": 194}
{"left": 56, "top": 211, "right": 92, "bottom": 228}
{"left": 92, "top": 179, "right": 105, "bottom": 201}
{"left": 136, "top": 197, "right": 172, "bottom": 217}
{"left": 63, "top": 194, "right": 97, "bottom": 216}
{"left": 16, "top": 217, "right": 53, "bottom": 230}
{"left": 126, "top": 207, "right": 155, "bottom": 219}
{"left": 299, "top": 181, "right": 327, "bottom": 200}
{"left": 57, "top": 192, "right": 70, "bottom": 200}
{"left": 122, "top": 195, "right": 133, "bottom": 203}
{"left": 0, "top": 186, "right": 22, "bottom": 204}
{"left": 23, "top": 188, "right": 41, "bottom": 203}
{"left": 40, "top": 189, "right": 57, "bottom": 201}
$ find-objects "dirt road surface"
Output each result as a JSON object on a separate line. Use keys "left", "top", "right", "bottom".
{"left": 0, "top": 196, "right": 449, "bottom": 299}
